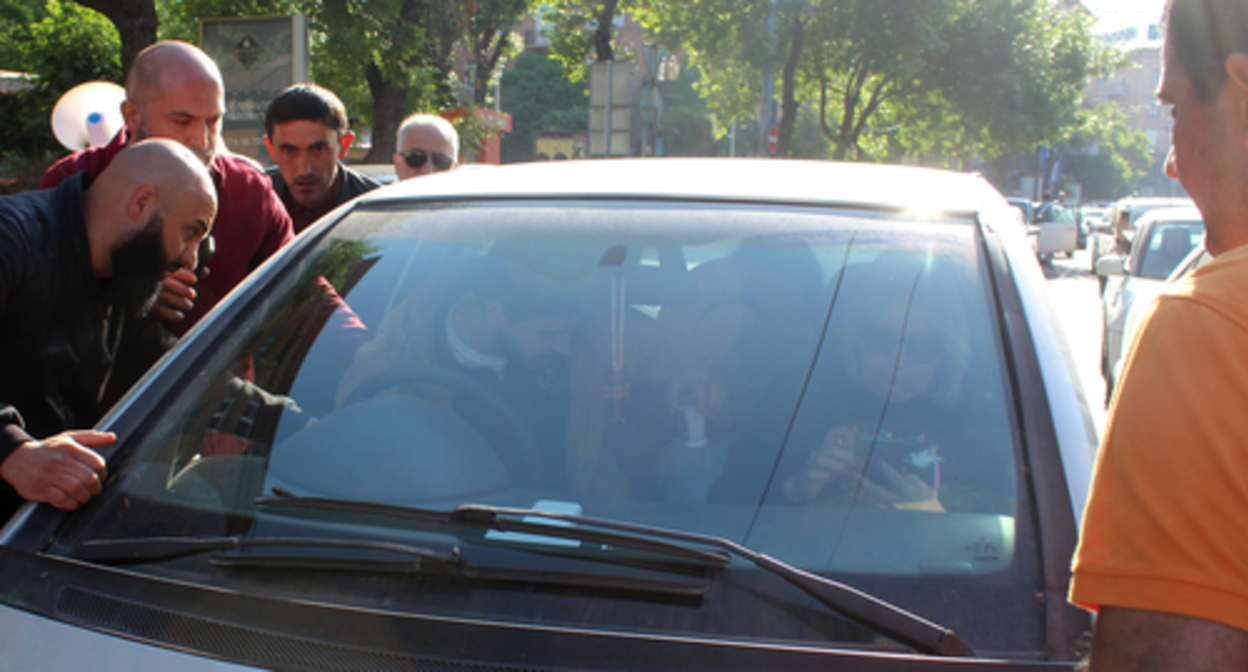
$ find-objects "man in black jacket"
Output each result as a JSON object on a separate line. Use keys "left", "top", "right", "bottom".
{"left": 0, "top": 139, "right": 216, "bottom": 516}
{"left": 264, "top": 84, "right": 380, "bottom": 233}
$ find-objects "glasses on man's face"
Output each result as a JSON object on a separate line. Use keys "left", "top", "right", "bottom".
{"left": 858, "top": 325, "right": 944, "bottom": 365}
{"left": 398, "top": 148, "right": 454, "bottom": 172}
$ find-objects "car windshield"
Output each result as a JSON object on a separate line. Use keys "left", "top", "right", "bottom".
{"left": 53, "top": 200, "right": 1039, "bottom": 653}
{"left": 1136, "top": 220, "right": 1203, "bottom": 279}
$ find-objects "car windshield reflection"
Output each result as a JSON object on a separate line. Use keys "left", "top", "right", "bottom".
{"left": 52, "top": 201, "right": 1039, "bottom": 653}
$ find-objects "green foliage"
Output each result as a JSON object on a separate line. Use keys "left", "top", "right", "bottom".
{"left": 159, "top": 0, "right": 300, "bottom": 43}
{"left": 1059, "top": 105, "right": 1154, "bottom": 201}
{"left": 641, "top": 0, "right": 1120, "bottom": 165}
{"left": 0, "top": 0, "right": 122, "bottom": 181}
{"left": 464, "top": 0, "right": 531, "bottom": 106}
{"left": 656, "top": 65, "right": 716, "bottom": 156}
{"left": 499, "top": 51, "right": 588, "bottom": 162}
{"left": 543, "top": 0, "right": 637, "bottom": 81}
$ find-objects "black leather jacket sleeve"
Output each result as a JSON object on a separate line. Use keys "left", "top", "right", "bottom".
{"left": 0, "top": 405, "right": 35, "bottom": 464}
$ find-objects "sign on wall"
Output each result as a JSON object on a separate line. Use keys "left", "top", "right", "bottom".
{"left": 200, "top": 15, "right": 309, "bottom": 163}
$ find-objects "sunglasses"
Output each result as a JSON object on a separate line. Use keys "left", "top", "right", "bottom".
{"left": 858, "top": 325, "right": 944, "bottom": 365}
{"left": 397, "top": 148, "right": 454, "bottom": 172}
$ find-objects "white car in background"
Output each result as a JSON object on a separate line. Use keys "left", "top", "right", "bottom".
{"left": 1034, "top": 203, "right": 1078, "bottom": 260}
{"left": 1096, "top": 207, "right": 1204, "bottom": 398}
{"left": 1089, "top": 196, "right": 1194, "bottom": 274}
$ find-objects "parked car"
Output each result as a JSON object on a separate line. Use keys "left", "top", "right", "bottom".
{"left": 1096, "top": 207, "right": 1204, "bottom": 397}
{"left": 1005, "top": 197, "right": 1076, "bottom": 262}
{"left": 0, "top": 160, "right": 1096, "bottom": 670}
{"left": 1089, "top": 196, "right": 1194, "bottom": 274}
{"left": 1078, "top": 205, "right": 1110, "bottom": 250}
{"left": 1034, "top": 203, "right": 1079, "bottom": 261}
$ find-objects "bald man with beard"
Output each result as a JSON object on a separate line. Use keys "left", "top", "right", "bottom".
{"left": 1, "top": 139, "right": 216, "bottom": 518}
{"left": 40, "top": 40, "right": 293, "bottom": 337}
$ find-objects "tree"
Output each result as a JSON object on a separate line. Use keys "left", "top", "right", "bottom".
{"left": 1058, "top": 105, "right": 1153, "bottom": 201}
{"left": 499, "top": 51, "right": 588, "bottom": 162}
{"left": 464, "top": 0, "right": 530, "bottom": 107}
{"left": 308, "top": 0, "right": 463, "bottom": 162}
{"left": 0, "top": 0, "right": 122, "bottom": 184}
{"left": 640, "top": 0, "right": 1118, "bottom": 166}
{"left": 71, "top": 0, "right": 156, "bottom": 75}
{"left": 544, "top": 0, "right": 643, "bottom": 80}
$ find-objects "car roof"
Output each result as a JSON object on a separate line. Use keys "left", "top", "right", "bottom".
{"left": 1121, "top": 196, "right": 1193, "bottom": 209}
{"left": 1134, "top": 206, "right": 1203, "bottom": 228}
{"left": 357, "top": 158, "right": 1003, "bottom": 218}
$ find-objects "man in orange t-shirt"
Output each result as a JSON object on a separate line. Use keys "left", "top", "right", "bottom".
{"left": 1069, "top": 0, "right": 1248, "bottom": 669}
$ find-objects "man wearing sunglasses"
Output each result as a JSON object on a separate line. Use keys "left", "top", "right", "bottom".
{"left": 265, "top": 84, "right": 380, "bottom": 233}
{"left": 393, "top": 113, "right": 459, "bottom": 180}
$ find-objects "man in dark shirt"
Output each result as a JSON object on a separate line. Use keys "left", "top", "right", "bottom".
{"left": 264, "top": 84, "right": 380, "bottom": 233}
{"left": 39, "top": 40, "right": 294, "bottom": 336}
{"left": 1, "top": 140, "right": 216, "bottom": 516}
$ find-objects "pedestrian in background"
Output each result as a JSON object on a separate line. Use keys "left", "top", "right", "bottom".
{"left": 393, "top": 113, "right": 459, "bottom": 180}
{"left": 264, "top": 83, "right": 379, "bottom": 233}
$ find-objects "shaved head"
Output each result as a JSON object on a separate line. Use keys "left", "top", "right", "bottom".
{"left": 126, "top": 41, "right": 223, "bottom": 106}
{"left": 85, "top": 139, "right": 217, "bottom": 285}
{"left": 121, "top": 41, "right": 226, "bottom": 166}
{"left": 106, "top": 139, "right": 216, "bottom": 198}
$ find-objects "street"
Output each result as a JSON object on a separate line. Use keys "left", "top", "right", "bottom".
{"left": 1042, "top": 247, "right": 1109, "bottom": 439}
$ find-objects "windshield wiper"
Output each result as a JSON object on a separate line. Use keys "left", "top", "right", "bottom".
{"left": 254, "top": 494, "right": 974, "bottom": 656}
{"left": 72, "top": 534, "right": 705, "bottom": 603}
{"left": 255, "top": 493, "right": 731, "bottom": 567}
{"left": 73, "top": 535, "right": 462, "bottom": 568}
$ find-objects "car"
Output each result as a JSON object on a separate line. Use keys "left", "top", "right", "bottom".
{"left": 1089, "top": 196, "right": 1194, "bottom": 274}
{"left": 1034, "top": 202, "right": 1079, "bottom": 261}
{"left": 0, "top": 159, "right": 1097, "bottom": 670}
{"left": 1096, "top": 207, "right": 1204, "bottom": 398}
{"left": 1005, "top": 197, "right": 1076, "bottom": 263}
{"left": 1112, "top": 241, "right": 1211, "bottom": 405}
{"left": 1078, "top": 205, "right": 1110, "bottom": 250}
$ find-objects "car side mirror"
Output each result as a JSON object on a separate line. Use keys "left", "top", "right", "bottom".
{"left": 1095, "top": 254, "right": 1127, "bottom": 277}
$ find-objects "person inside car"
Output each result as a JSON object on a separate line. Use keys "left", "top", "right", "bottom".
{"left": 779, "top": 257, "right": 972, "bottom": 512}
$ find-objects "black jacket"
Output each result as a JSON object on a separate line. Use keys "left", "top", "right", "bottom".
{"left": 0, "top": 174, "right": 166, "bottom": 518}
{"left": 266, "top": 163, "right": 381, "bottom": 234}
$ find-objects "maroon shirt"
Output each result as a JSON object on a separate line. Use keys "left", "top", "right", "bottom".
{"left": 39, "top": 131, "right": 295, "bottom": 335}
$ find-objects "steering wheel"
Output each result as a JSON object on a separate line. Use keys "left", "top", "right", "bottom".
{"left": 340, "top": 364, "right": 541, "bottom": 484}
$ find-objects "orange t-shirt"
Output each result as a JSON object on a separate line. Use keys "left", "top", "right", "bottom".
{"left": 1070, "top": 244, "right": 1248, "bottom": 633}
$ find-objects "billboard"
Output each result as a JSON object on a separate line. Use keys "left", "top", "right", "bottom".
{"left": 200, "top": 15, "right": 309, "bottom": 162}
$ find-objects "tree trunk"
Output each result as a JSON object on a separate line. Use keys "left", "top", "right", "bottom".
{"left": 593, "top": 0, "right": 617, "bottom": 62}
{"left": 364, "top": 62, "right": 406, "bottom": 162}
{"left": 777, "top": 13, "right": 806, "bottom": 157}
{"left": 74, "top": 0, "right": 158, "bottom": 77}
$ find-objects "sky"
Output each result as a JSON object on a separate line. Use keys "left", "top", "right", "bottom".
{"left": 1082, "top": 0, "right": 1168, "bottom": 35}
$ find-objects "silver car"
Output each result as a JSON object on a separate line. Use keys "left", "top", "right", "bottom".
{"left": 1096, "top": 207, "right": 1204, "bottom": 398}
{"left": 0, "top": 159, "right": 1096, "bottom": 670}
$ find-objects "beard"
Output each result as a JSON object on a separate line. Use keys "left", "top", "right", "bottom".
{"left": 105, "top": 214, "right": 170, "bottom": 317}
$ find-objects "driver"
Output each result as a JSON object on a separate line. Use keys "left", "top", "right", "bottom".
{"left": 335, "top": 257, "right": 580, "bottom": 485}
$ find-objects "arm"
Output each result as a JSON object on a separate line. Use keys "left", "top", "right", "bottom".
{"left": 1088, "top": 607, "right": 1248, "bottom": 672}
{"left": 0, "top": 406, "right": 111, "bottom": 511}
{"left": 250, "top": 186, "right": 294, "bottom": 269}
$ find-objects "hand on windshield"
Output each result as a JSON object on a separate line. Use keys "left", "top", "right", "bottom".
{"left": 154, "top": 268, "right": 198, "bottom": 322}
{"left": 1, "top": 430, "right": 111, "bottom": 510}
